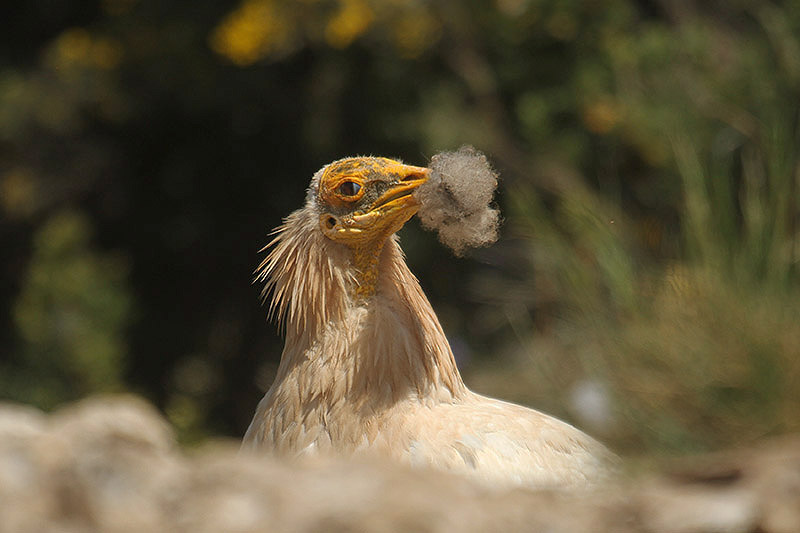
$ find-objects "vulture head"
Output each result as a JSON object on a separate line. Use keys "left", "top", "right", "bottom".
{"left": 312, "top": 157, "right": 429, "bottom": 251}
{"left": 257, "top": 157, "right": 435, "bottom": 336}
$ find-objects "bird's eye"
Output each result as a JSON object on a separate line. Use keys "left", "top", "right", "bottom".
{"left": 337, "top": 181, "right": 362, "bottom": 197}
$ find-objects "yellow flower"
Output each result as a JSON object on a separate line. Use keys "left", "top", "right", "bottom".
{"left": 56, "top": 28, "right": 92, "bottom": 65}
{"left": 391, "top": 8, "right": 440, "bottom": 58}
{"left": 91, "top": 37, "right": 123, "bottom": 70}
{"left": 325, "top": 0, "right": 374, "bottom": 49}
{"left": 210, "top": 0, "right": 290, "bottom": 66}
{"left": 582, "top": 99, "right": 620, "bottom": 134}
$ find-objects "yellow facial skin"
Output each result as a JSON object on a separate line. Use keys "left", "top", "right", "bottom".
{"left": 316, "top": 157, "right": 429, "bottom": 299}
{"left": 317, "top": 157, "right": 429, "bottom": 244}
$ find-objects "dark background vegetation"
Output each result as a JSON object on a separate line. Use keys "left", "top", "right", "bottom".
{"left": 1, "top": 0, "right": 798, "bottom": 455}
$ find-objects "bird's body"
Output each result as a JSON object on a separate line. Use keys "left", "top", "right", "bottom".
{"left": 244, "top": 157, "right": 613, "bottom": 489}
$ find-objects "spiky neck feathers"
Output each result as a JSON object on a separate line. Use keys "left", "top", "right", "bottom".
{"left": 256, "top": 207, "right": 466, "bottom": 405}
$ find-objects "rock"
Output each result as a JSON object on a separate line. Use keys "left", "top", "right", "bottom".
{"left": 638, "top": 484, "right": 759, "bottom": 533}
{"left": 0, "top": 395, "right": 799, "bottom": 533}
{"left": 0, "top": 404, "right": 56, "bottom": 533}
{"left": 49, "top": 395, "right": 186, "bottom": 532}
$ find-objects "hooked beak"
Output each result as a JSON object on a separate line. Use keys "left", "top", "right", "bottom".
{"left": 351, "top": 164, "right": 429, "bottom": 233}
{"left": 372, "top": 163, "right": 429, "bottom": 211}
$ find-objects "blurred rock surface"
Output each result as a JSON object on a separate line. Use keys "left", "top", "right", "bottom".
{"left": 0, "top": 395, "right": 798, "bottom": 533}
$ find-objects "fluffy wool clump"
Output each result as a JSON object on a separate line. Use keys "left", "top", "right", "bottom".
{"left": 415, "top": 146, "right": 501, "bottom": 256}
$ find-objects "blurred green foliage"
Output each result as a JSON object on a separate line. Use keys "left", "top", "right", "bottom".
{"left": 467, "top": 0, "right": 800, "bottom": 455}
{"left": 5, "top": 211, "right": 130, "bottom": 408}
{"left": 1, "top": 0, "right": 798, "bottom": 453}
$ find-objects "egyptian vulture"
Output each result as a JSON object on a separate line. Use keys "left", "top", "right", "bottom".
{"left": 244, "top": 155, "right": 614, "bottom": 489}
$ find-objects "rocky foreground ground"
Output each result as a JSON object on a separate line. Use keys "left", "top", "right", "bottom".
{"left": 1, "top": 395, "right": 798, "bottom": 533}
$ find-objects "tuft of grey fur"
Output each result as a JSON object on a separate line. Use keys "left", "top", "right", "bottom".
{"left": 415, "top": 146, "right": 501, "bottom": 256}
